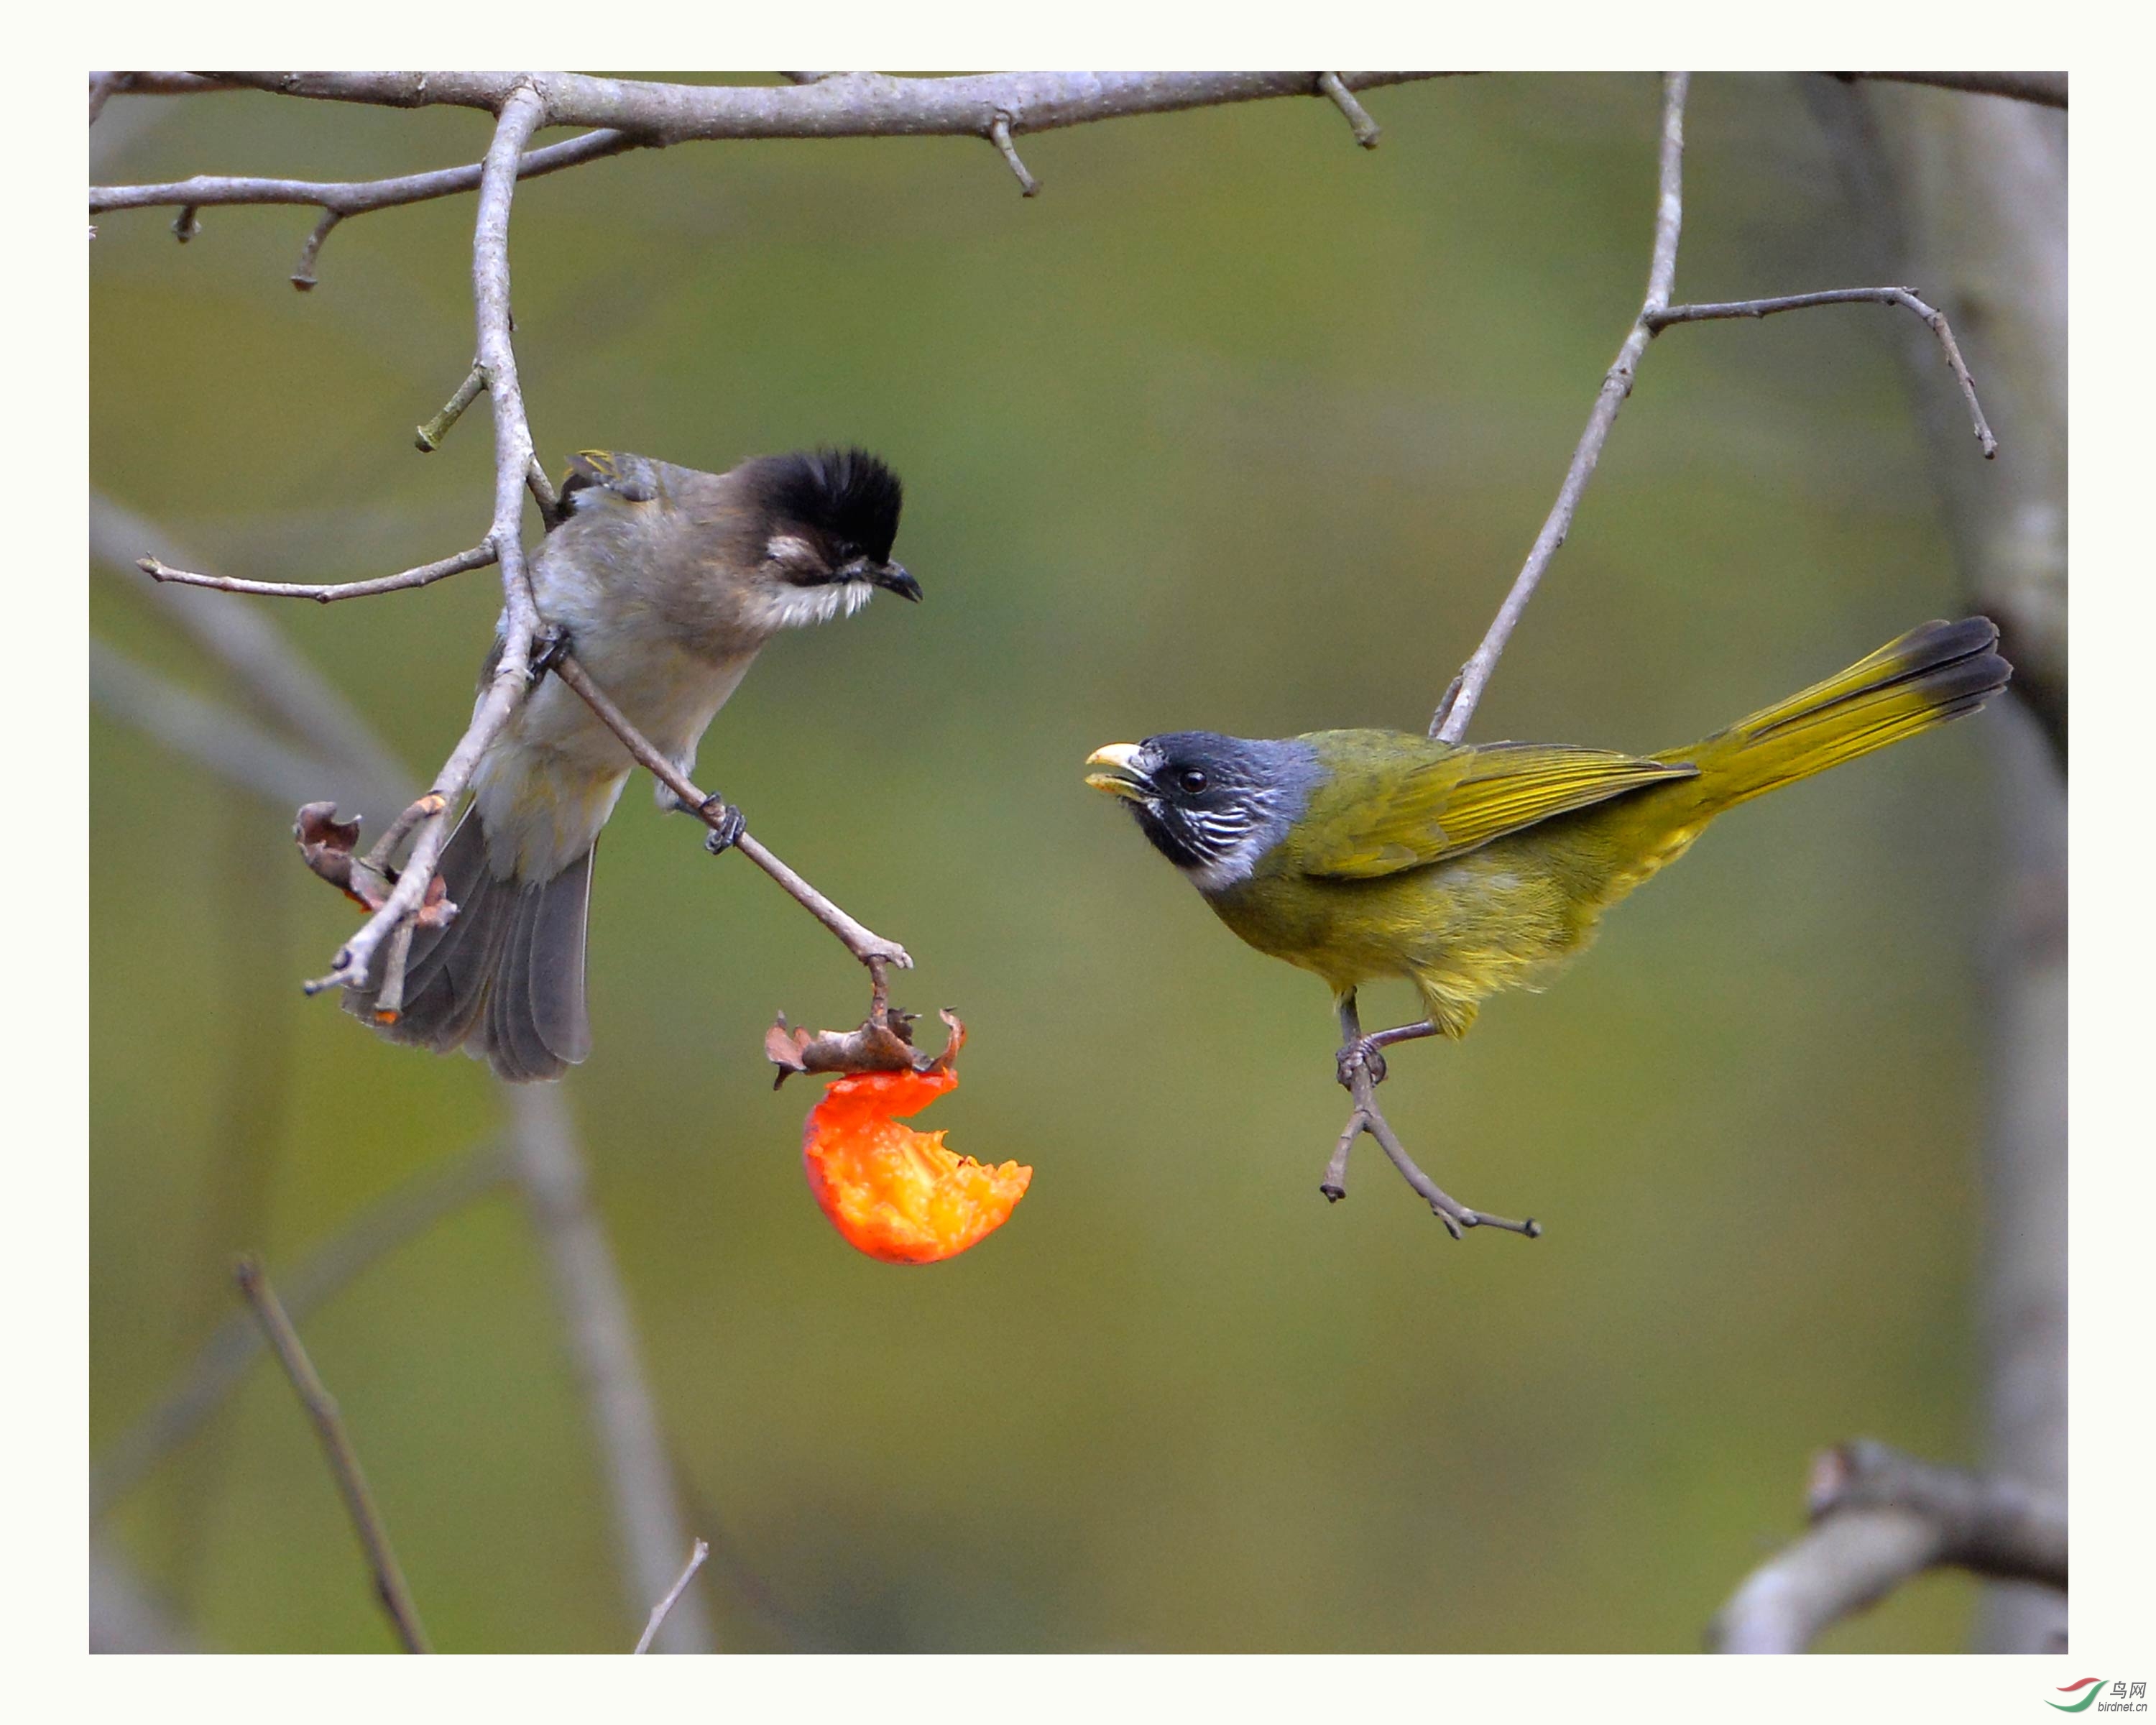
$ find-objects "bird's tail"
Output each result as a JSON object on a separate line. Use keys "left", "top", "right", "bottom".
{"left": 343, "top": 806, "right": 594, "bottom": 1082}
{"left": 1674, "top": 617, "right": 2012, "bottom": 814}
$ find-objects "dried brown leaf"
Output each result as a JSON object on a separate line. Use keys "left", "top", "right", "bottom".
{"left": 765, "top": 1006, "right": 964, "bottom": 1087}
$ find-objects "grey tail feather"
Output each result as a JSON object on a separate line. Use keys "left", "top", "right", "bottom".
{"left": 344, "top": 807, "right": 593, "bottom": 1083}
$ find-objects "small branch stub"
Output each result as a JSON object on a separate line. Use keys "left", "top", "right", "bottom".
{"left": 989, "top": 114, "right": 1039, "bottom": 196}
{"left": 1317, "top": 73, "right": 1382, "bottom": 147}
{"left": 415, "top": 364, "right": 488, "bottom": 452}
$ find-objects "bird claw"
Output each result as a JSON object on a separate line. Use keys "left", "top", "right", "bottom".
{"left": 530, "top": 625, "right": 572, "bottom": 678}
{"left": 701, "top": 797, "right": 747, "bottom": 854}
{"left": 1335, "top": 1038, "right": 1387, "bottom": 1090}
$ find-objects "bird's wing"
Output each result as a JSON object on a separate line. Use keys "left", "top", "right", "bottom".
{"left": 1296, "top": 742, "right": 1697, "bottom": 880}
{"left": 560, "top": 449, "right": 660, "bottom": 507}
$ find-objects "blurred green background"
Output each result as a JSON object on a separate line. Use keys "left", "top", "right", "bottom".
{"left": 90, "top": 73, "right": 2007, "bottom": 1652}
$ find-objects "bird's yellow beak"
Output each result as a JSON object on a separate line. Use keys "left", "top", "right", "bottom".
{"left": 1084, "top": 742, "right": 1148, "bottom": 802}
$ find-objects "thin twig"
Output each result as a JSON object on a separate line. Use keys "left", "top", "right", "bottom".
{"left": 987, "top": 114, "right": 1039, "bottom": 196}
{"left": 1648, "top": 285, "right": 1996, "bottom": 456}
{"left": 1430, "top": 72, "right": 1691, "bottom": 742}
{"left": 234, "top": 1257, "right": 432, "bottom": 1652}
{"left": 93, "top": 127, "right": 640, "bottom": 289}
{"left": 510, "top": 1087, "right": 715, "bottom": 1653}
{"left": 550, "top": 650, "right": 912, "bottom": 970}
{"left": 92, "top": 1146, "right": 511, "bottom": 1518}
{"left": 635, "top": 1540, "right": 710, "bottom": 1654}
{"left": 1317, "top": 73, "right": 1382, "bottom": 147}
{"left": 137, "top": 542, "right": 497, "bottom": 604}
{"left": 1708, "top": 1440, "right": 2067, "bottom": 1652}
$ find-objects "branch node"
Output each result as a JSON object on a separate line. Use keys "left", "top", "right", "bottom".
{"left": 1317, "top": 73, "right": 1382, "bottom": 147}
{"left": 988, "top": 114, "right": 1040, "bottom": 196}
{"left": 171, "top": 204, "right": 200, "bottom": 243}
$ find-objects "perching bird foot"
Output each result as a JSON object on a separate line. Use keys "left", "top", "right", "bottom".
{"left": 530, "top": 624, "right": 573, "bottom": 678}
{"left": 1335, "top": 1038, "right": 1389, "bottom": 1090}
{"left": 700, "top": 796, "right": 747, "bottom": 855}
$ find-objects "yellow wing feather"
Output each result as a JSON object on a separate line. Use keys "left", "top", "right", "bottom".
{"left": 1290, "top": 737, "right": 1697, "bottom": 880}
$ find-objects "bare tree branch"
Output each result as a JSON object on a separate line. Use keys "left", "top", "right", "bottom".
{"left": 1430, "top": 71, "right": 1691, "bottom": 742}
{"left": 311, "top": 85, "right": 550, "bottom": 1000}
{"left": 1646, "top": 286, "right": 1996, "bottom": 456}
{"left": 1429, "top": 76, "right": 2004, "bottom": 742}
{"left": 550, "top": 650, "right": 911, "bottom": 972}
{"left": 197, "top": 69, "right": 1450, "bottom": 141}
{"left": 1708, "top": 1440, "right": 2066, "bottom": 1652}
{"left": 92, "top": 127, "right": 636, "bottom": 216}
{"left": 509, "top": 1087, "right": 714, "bottom": 1654}
{"left": 1840, "top": 71, "right": 2066, "bottom": 109}
{"left": 235, "top": 1257, "right": 432, "bottom": 1652}
{"left": 634, "top": 1539, "right": 709, "bottom": 1654}
{"left": 138, "top": 543, "right": 497, "bottom": 604}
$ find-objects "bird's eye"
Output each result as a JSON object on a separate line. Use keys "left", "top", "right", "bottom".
{"left": 1177, "top": 768, "right": 1209, "bottom": 795}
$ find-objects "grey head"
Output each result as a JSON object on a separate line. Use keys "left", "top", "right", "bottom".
{"left": 1084, "top": 731, "right": 1323, "bottom": 893}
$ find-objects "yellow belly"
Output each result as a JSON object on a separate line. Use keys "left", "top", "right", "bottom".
{"left": 1207, "top": 817, "right": 1701, "bottom": 1036}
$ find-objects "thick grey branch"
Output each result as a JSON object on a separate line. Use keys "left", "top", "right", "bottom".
{"left": 201, "top": 70, "right": 1450, "bottom": 140}
{"left": 1708, "top": 1440, "right": 2066, "bottom": 1652}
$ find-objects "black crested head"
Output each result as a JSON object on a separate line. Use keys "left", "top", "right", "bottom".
{"left": 758, "top": 447, "right": 904, "bottom": 566}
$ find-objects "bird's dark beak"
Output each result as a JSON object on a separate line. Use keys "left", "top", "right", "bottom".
{"left": 1084, "top": 742, "right": 1150, "bottom": 803}
{"left": 868, "top": 561, "right": 922, "bottom": 602}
